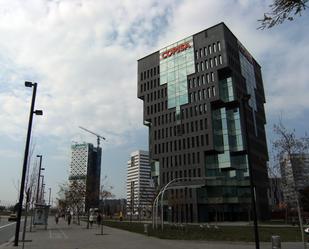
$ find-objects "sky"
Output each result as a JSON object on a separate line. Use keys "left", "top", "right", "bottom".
{"left": 0, "top": 0, "right": 309, "bottom": 206}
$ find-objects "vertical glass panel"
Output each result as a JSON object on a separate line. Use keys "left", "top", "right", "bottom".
{"left": 159, "top": 36, "right": 195, "bottom": 110}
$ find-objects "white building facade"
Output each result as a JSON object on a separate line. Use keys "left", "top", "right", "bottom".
{"left": 126, "top": 150, "right": 155, "bottom": 217}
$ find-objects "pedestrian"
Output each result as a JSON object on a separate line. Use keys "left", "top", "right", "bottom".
{"left": 97, "top": 213, "right": 102, "bottom": 227}
{"left": 55, "top": 213, "right": 59, "bottom": 224}
{"left": 67, "top": 213, "right": 72, "bottom": 226}
{"left": 89, "top": 213, "right": 94, "bottom": 228}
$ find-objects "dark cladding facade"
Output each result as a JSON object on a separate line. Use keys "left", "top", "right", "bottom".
{"left": 137, "top": 23, "right": 269, "bottom": 222}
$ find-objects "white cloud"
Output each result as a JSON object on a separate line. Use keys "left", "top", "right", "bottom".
{"left": 0, "top": 0, "right": 178, "bottom": 145}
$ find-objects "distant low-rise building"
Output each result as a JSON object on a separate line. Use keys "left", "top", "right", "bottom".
{"left": 100, "top": 199, "right": 126, "bottom": 217}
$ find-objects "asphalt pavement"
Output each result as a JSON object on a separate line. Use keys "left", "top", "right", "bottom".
{"left": 1, "top": 217, "right": 306, "bottom": 249}
{"left": 0, "top": 216, "right": 16, "bottom": 247}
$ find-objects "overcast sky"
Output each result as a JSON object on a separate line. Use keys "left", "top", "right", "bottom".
{"left": 0, "top": 0, "right": 308, "bottom": 206}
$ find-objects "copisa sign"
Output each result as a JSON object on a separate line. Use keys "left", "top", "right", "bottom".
{"left": 160, "top": 42, "right": 191, "bottom": 60}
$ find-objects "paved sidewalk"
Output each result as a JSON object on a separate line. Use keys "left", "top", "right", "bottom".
{"left": 2, "top": 218, "right": 305, "bottom": 249}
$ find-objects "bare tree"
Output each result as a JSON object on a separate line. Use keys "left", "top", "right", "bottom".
{"left": 58, "top": 180, "right": 86, "bottom": 225}
{"left": 258, "top": 0, "right": 308, "bottom": 29}
{"left": 272, "top": 121, "right": 309, "bottom": 248}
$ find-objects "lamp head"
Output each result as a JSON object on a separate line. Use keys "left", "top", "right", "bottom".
{"left": 34, "top": 110, "right": 43, "bottom": 116}
{"left": 25, "top": 81, "right": 33, "bottom": 87}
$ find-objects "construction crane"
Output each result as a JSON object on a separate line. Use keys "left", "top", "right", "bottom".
{"left": 79, "top": 126, "right": 106, "bottom": 148}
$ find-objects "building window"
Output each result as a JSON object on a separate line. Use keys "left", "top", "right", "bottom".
{"left": 211, "top": 72, "right": 215, "bottom": 82}
{"left": 210, "top": 58, "right": 213, "bottom": 68}
{"left": 202, "top": 75, "right": 205, "bottom": 84}
{"left": 212, "top": 86, "right": 216, "bottom": 96}
{"left": 219, "top": 55, "right": 223, "bottom": 64}
{"left": 203, "top": 89, "right": 206, "bottom": 99}
{"left": 213, "top": 43, "right": 216, "bottom": 53}
{"left": 208, "top": 45, "right": 212, "bottom": 54}
{"left": 199, "top": 104, "right": 203, "bottom": 114}
{"left": 204, "top": 47, "right": 207, "bottom": 56}
{"left": 199, "top": 48, "right": 203, "bottom": 57}
{"left": 205, "top": 60, "right": 209, "bottom": 69}
{"left": 217, "top": 41, "right": 221, "bottom": 51}
{"left": 214, "top": 57, "right": 218, "bottom": 66}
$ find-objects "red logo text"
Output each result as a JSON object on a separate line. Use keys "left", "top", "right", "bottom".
{"left": 161, "top": 42, "right": 191, "bottom": 60}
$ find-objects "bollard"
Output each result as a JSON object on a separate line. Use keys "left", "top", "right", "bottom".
{"left": 144, "top": 224, "right": 149, "bottom": 234}
{"left": 271, "top": 235, "right": 281, "bottom": 249}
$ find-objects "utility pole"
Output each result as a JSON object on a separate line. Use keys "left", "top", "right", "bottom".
{"left": 14, "top": 82, "right": 43, "bottom": 246}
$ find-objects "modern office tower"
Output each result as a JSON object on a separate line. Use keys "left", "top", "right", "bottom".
{"left": 137, "top": 23, "right": 269, "bottom": 222}
{"left": 280, "top": 153, "right": 309, "bottom": 207}
{"left": 126, "top": 150, "right": 155, "bottom": 218}
{"left": 69, "top": 143, "right": 101, "bottom": 212}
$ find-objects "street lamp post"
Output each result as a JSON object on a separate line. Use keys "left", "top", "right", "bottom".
{"left": 14, "top": 82, "right": 43, "bottom": 246}
{"left": 48, "top": 188, "right": 51, "bottom": 206}
{"left": 36, "top": 155, "right": 44, "bottom": 204}
{"left": 40, "top": 177, "right": 45, "bottom": 204}
{"left": 242, "top": 94, "right": 260, "bottom": 249}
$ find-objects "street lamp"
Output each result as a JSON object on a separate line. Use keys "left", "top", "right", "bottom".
{"left": 40, "top": 176, "right": 45, "bottom": 204}
{"left": 241, "top": 94, "right": 260, "bottom": 249}
{"left": 14, "top": 82, "right": 43, "bottom": 246}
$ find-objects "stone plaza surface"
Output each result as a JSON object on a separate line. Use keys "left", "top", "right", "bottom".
{"left": 1, "top": 218, "right": 305, "bottom": 249}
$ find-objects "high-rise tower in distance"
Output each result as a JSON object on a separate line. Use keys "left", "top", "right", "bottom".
{"left": 69, "top": 143, "right": 101, "bottom": 212}
{"left": 137, "top": 23, "right": 269, "bottom": 222}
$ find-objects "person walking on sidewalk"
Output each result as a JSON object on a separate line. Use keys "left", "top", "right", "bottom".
{"left": 67, "top": 213, "right": 72, "bottom": 226}
{"left": 96, "top": 213, "right": 102, "bottom": 227}
{"left": 55, "top": 213, "right": 59, "bottom": 224}
{"left": 89, "top": 213, "right": 94, "bottom": 228}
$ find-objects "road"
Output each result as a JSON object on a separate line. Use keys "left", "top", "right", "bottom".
{"left": 0, "top": 217, "right": 16, "bottom": 246}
